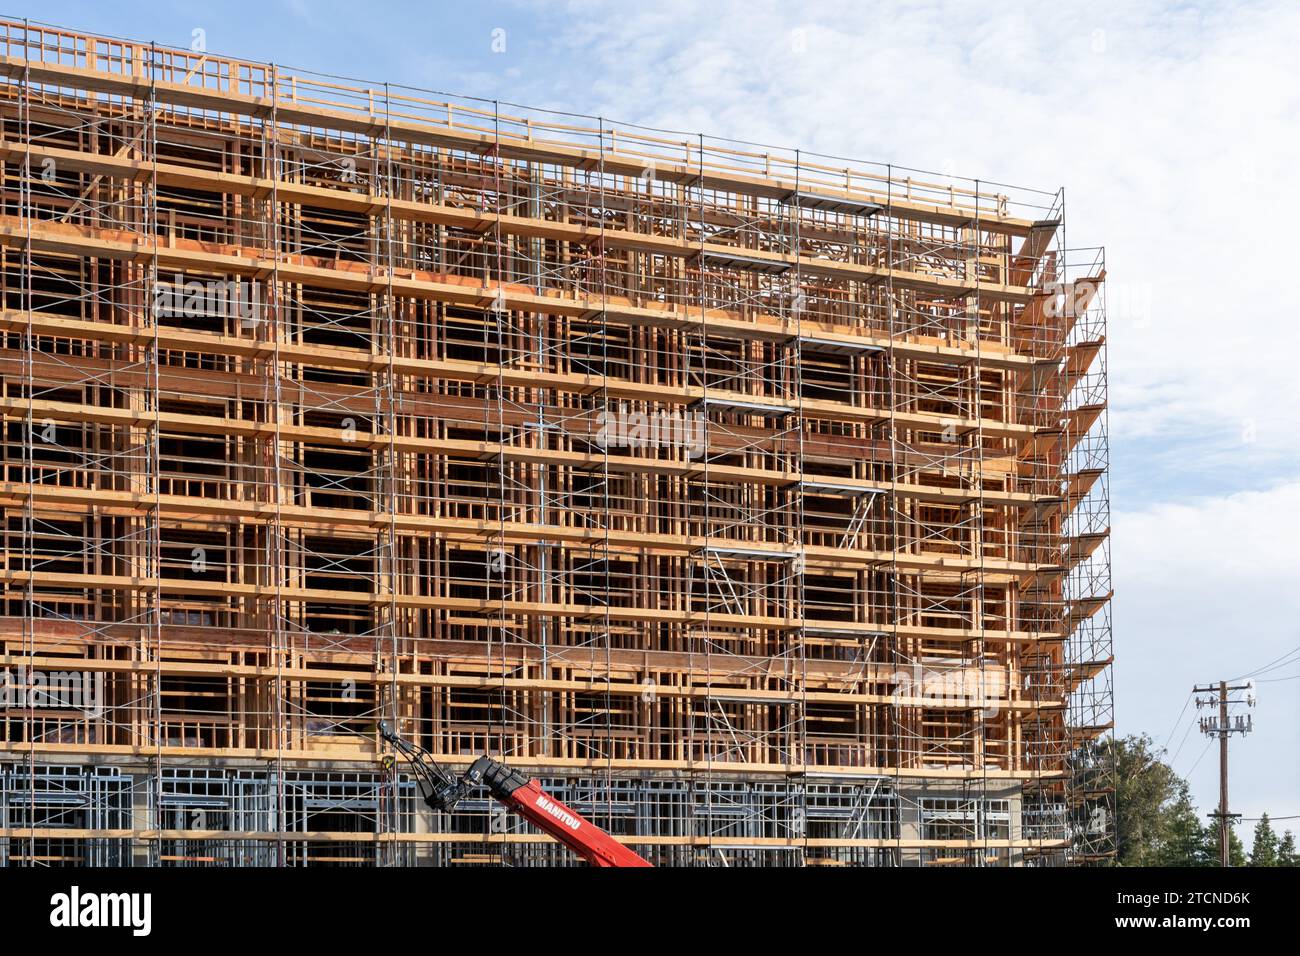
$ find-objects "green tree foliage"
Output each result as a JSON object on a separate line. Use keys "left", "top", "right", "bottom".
{"left": 1112, "top": 733, "right": 1185, "bottom": 868}
{"left": 1249, "top": 814, "right": 1279, "bottom": 866}
{"left": 1158, "top": 792, "right": 1212, "bottom": 866}
{"left": 1228, "top": 827, "right": 1247, "bottom": 867}
{"left": 1277, "top": 830, "right": 1297, "bottom": 866}
{"left": 1112, "top": 733, "right": 1266, "bottom": 867}
{"left": 1199, "top": 820, "right": 1247, "bottom": 866}
{"left": 1113, "top": 734, "right": 1206, "bottom": 866}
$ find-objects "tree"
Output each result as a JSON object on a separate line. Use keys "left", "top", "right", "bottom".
{"left": 1250, "top": 814, "right": 1279, "bottom": 866}
{"left": 1278, "top": 830, "right": 1298, "bottom": 866}
{"left": 1157, "top": 792, "right": 1212, "bottom": 867}
{"left": 1198, "top": 816, "right": 1247, "bottom": 866}
{"left": 1107, "top": 733, "right": 1261, "bottom": 866}
{"left": 1229, "top": 827, "right": 1247, "bottom": 866}
{"left": 1110, "top": 734, "right": 1204, "bottom": 866}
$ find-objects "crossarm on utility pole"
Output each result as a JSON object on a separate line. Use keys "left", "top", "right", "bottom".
{"left": 1193, "top": 680, "right": 1255, "bottom": 866}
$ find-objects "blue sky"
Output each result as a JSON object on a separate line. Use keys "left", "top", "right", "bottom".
{"left": 14, "top": 0, "right": 1300, "bottom": 840}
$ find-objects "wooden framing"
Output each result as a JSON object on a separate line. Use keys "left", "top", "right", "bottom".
{"left": 0, "top": 18, "right": 1112, "bottom": 866}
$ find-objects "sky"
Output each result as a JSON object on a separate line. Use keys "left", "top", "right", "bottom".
{"left": 12, "top": 0, "right": 1300, "bottom": 842}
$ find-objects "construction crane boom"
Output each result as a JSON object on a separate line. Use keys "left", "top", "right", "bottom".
{"left": 378, "top": 721, "right": 651, "bottom": 868}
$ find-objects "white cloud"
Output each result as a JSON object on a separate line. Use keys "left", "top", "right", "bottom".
{"left": 1115, "top": 480, "right": 1300, "bottom": 829}
{"left": 501, "top": 0, "right": 1300, "bottom": 827}
{"left": 514, "top": 0, "right": 1300, "bottom": 493}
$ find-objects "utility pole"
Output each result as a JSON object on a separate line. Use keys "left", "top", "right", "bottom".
{"left": 1194, "top": 680, "right": 1255, "bottom": 866}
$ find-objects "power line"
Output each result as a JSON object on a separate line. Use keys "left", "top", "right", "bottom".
{"left": 1169, "top": 718, "right": 1197, "bottom": 767}
{"left": 1249, "top": 655, "right": 1300, "bottom": 678}
{"left": 1232, "top": 643, "right": 1300, "bottom": 682}
{"left": 1238, "top": 643, "right": 1300, "bottom": 677}
{"left": 1185, "top": 738, "right": 1214, "bottom": 776}
{"left": 1160, "top": 691, "right": 1194, "bottom": 753}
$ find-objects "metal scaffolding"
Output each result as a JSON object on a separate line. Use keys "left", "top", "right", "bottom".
{"left": 0, "top": 17, "right": 1112, "bottom": 866}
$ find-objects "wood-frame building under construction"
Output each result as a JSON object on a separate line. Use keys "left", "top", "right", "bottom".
{"left": 0, "top": 19, "right": 1113, "bottom": 866}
